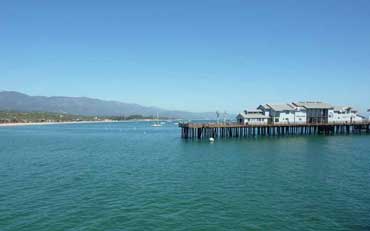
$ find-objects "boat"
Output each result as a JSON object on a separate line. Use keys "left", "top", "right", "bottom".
{"left": 151, "top": 113, "right": 162, "bottom": 127}
{"left": 209, "top": 137, "right": 215, "bottom": 142}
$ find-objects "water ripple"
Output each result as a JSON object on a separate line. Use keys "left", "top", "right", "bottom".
{"left": 1, "top": 123, "right": 370, "bottom": 230}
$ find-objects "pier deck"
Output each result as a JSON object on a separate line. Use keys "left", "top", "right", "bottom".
{"left": 179, "top": 122, "right": 370, "bottom": 139}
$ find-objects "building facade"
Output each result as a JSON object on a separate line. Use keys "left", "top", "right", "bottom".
{"left": 237, "top": 102, "right": 365, "bottom": 125}
{"left": 257, "top": 104, "right": 306, "bottom": 124}
{"left": 292, "top": 102, "right": 333, "bottom": 124}
{"left": 328, "top": 106, "right": 364, "bottom": 123}
{"left": 236, "top": 110, "right": 269, "bottom": 125}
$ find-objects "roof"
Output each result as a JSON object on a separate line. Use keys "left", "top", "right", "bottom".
{"left": 266, "top": 104, "right": 295, "bottom": 112}
{"left": 333, "top": 106, "right": 348, "bottom": 111}
{"left": 332, "top": 106, "right": 359, "bottom": 112}
{"left": 357, "top": 114, "right": 367, "bottom": 119}
{"left": 237, "top": 112, "right": 269, "bottom": 119}
{"left": 333, "top": 106, "right": 351, "bottom": 111}
{"left": 293, "top": 101, "right": 333, "bottom": 109}
{"left": 244, "top": 109, "right": 263, "bottom": 113}
{"left": 257, "top": 104, "right": 271, "bottom": 110}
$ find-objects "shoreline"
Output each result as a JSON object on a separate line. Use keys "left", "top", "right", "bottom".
{"left": 0, "top": 119, "right": 175, "bottom": 127}
{"left": 0, "top": 120, "right": 118, "bottom": 127}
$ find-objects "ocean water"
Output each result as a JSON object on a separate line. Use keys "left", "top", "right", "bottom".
{"left": 1, "top": 122, "right": 370, "bottom": 231}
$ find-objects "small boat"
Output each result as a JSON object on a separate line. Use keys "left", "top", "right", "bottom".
{"left": 209, "top": 137, "right": 215, "bottom": 142}
{"left": 151, "top": 113, "right": 162, "bottom": 127}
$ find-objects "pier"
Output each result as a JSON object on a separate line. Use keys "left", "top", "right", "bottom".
{"left": 179, "top": 122, "right": 370, "bottom": 139}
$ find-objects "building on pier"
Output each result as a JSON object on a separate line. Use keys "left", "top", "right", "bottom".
{"left": 236, "top": 109, "right": 269, "bottom": 125}
{"left": 328, "top": 106, "right": 364, "bottom": 123}
{"left": 257, "top": 104, "right": 306, "bottom": 124}
{"left": 238, "top": 102, "right": 366, "bottom": 126}
{"left": 292, "top": 102, "right": 333, "bottom": 124}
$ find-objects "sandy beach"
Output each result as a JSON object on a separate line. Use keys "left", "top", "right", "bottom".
{"left": 0, "top": 120, "right": 117, "bottom": 127}
{"left": 0, "top": 119, "right": 165, "bottom": 127}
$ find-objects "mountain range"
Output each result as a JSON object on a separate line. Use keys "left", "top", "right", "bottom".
{"left": 0, "top": 91, "right": 217, "bottom": 119}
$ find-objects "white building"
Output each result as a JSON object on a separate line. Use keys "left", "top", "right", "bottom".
{"left": 328, "top": 106, "right": 364, "bottom": 123}
{"left": 292, "top": 102, "right": 333, "bottom": 124}
{"left": 236, "top": 109, "right": 269, "bottom": 125}
{"left": 236, "top": 102, "right": 366, "bottom": 125}
{"left": 257, "top": 104, "right": 306, "bottom": 124}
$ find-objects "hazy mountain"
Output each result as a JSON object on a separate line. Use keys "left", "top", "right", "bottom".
{"left": 0, "top": 91, "right": 217, "bottom": 119}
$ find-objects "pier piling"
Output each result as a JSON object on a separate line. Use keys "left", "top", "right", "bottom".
{"left": 179, "top": 122, "right": 370, "bottom": 140}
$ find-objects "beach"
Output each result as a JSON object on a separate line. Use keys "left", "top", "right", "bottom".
{"left": 0, "top": 120, "right": 115, "bottom": 127}
{"left": 0, "top": 119, "right": 165, "bottom": 127}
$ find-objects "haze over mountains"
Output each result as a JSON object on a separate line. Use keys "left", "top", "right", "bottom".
{"left": 0, "top": 91, "right": 216, "bottom": 119}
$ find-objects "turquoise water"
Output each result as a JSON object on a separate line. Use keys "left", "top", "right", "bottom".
{"left": 1, "top": 122, "right": 370, "bottom": 231}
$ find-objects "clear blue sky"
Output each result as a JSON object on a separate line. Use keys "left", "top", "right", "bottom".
{"left": 1, "top": 0, "right": 370, "bottom": 113}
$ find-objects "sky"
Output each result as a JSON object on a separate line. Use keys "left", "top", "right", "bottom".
{"left": 1, "top": 0, "right": 370, "bottom": 113}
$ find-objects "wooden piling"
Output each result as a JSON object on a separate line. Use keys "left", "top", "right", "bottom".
{"left": 179, "top": 122, "right": 370, "bottom": 140}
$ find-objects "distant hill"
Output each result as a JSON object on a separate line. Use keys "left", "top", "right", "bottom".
{"left": 0, "top": 91, "right": 216, "bottom": 119}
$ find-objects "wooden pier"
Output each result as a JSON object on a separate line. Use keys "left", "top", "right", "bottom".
{"left": 179, "top": 122, "right": 370, "bottom": 139}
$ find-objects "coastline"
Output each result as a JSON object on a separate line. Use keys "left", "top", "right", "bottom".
{"left": 0, "top": 120, "right": 117, "bottom": 127}
{"left": 0, "top": 119, "right": 170, "bottom": 127}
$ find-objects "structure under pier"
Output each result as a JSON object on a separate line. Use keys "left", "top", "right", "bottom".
{"left": 179, "top": 122, "right": 370, "bottom": 139}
